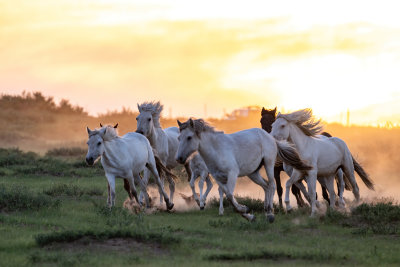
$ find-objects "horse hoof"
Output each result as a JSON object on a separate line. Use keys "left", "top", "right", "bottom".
{"left": 286, "top": 209, "right": 292, "bottom": 214}
{"left": 200, "top": 206, "right": 205, "bottom": 210}
{"left": 167, "top": 202, "right": 174, "bottom": 210}
{"left": 245, "top": 206, "right": 250, "bottom": 213}
{"left": 267, "top": 214, "right": 275, "bottom": 223}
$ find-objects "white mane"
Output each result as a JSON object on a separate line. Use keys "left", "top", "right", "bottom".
{"left": 90, "top": 125, "right": 118, "bottom": 141}
{"left": 277, "top": 109, "right": 323, "bottom": 137}
{"left": 138, "top": 101, "right": 163, "bottom": 128}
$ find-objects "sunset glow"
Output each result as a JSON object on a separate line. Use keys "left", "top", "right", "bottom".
{"left": 1, "top": 0, "right": 400, "bottom": 125}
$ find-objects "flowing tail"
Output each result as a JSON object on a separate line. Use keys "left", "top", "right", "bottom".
{"left": 276, "top": 141, "right": 312, "bottom": 171}
{"left": 154, "top": 155, "right": 179, "bottom": 181}
{"left": 352, "top": 155, "right": 374, "bottom": 190}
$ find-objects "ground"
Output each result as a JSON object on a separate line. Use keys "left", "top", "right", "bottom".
{"left": 0, "top": 150, "right": 399, "bottom": 266}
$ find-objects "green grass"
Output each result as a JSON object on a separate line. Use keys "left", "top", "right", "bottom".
{"left": 0, "top": 148, "right": 399, "bottom": 266}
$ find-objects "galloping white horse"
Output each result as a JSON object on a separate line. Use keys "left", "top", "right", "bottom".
{"left": 271, "top": 109, "right": 374, "bottom": 216}
{"left": 176, "top": 118, "right": 311, "bottom": 222}
{"left": 136, "top": 101, "right": 179, "bottom": 205}
{"left": 85, "top": 124, "right": 174, "bottom": 210}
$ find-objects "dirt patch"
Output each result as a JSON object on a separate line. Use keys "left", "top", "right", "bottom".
{"left": 47, "top": 237, "right": 168, "bottom": 255}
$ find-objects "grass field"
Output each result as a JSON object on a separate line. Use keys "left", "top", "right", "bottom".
{"left": 0, "top": 148, "right": 399, "bottom": 266}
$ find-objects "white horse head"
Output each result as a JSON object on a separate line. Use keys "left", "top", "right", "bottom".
{"left": 136, "top": 101, "right": 163, "bottom": 137}
{"left": 176, "top": 118, "right": 220, "bottom": 164}
{"left": 271, "top": 109, "right": 323, "bottom": 141}
{"left": 176, "top": 118, "right": 202, "bottom": 164}
{"left": 85, "top": 123, "right": 118, "bottom": 165}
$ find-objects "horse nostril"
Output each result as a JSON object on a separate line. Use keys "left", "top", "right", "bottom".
{"left": 86, "top": 157, "right": 93, "bottom": 165}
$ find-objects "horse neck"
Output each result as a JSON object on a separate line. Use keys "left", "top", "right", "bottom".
{"left": 148, "top": 124, "right": 165, "bottom": 149}
{"left": 102, "top": 138, "right": 120, "bottom": 167}
{"left": 197, "top": 132, "right": 221, "bottom": 165}
{"left": 288, "top": 124, "right": 312, "bottom": 154}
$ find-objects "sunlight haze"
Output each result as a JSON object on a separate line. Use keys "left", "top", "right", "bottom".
{"left": 1, "top": 0, "right": 400, "bottom": 125}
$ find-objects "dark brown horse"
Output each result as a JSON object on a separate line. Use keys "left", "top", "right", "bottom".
{"left": 260, "top": 107, "right": 338, "bottom": 207}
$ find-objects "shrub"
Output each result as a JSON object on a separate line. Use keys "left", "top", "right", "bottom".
{"left": 0, "top": 184, "right": 60, "bottom": 212}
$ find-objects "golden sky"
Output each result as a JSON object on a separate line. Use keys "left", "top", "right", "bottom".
{"left": 1, "top": 0, "right": 400, "bottom": 125}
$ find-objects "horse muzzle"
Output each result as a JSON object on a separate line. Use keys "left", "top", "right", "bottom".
{"left": 85, "top": 157, "right": 94, "bottom": 166}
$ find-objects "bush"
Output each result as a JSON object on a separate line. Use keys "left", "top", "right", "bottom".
{"left": 0, "top": 184, "right": 60, "bottom": 212}
{"left": 0, "top": 148, "right": 38, "bottom": 167}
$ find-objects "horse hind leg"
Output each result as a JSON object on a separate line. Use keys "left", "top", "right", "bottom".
{"left": 248, "top": 170, "right": 275, "bottom": 223}
{"left": 342, "top": 159, "right": 360, "bottom": 202}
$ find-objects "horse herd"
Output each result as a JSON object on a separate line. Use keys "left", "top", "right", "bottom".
{"left": 85, "top": 102, "right": 374, "bottom": 222}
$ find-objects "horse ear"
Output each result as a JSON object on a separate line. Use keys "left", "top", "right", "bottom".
{"left": 87, "top": 127, "right": 92, "bottom": 135}
{"left": 114, "top": 123, "right": 118, "bottom": 128}
{"left": 99, "top": 123, "right": 103, "bottom": 127}
{"left": 262, "top": 107, "right": 265, "bottom": 111}
{"left": 137, "top": 103, "right": 141, "bottom": 112}
{"left": 273, "top": 107, "right": 277, "bottom": 112}
{"left": 177, "top": 120, "right": 182, "bottom": 128}
{"left": 189, "top": 118, "right": 194, "bottom": 128}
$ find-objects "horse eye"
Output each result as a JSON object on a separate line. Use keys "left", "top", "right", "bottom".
{"left": 148, "top": 118, "right": 151, "bottom": 121}
{"left": 136, "top": 117, "right": 138, "bottom": 121}
{"left": 97, "top": 142, "right": 102, "bottom": 146}
{"left": 187, "top": 136, "right": 192, "bottom": 141}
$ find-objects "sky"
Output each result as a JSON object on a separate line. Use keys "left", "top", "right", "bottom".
{"left": 1, "top": 0, "right": 400, "bottom": 125}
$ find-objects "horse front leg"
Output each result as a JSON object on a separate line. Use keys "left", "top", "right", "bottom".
{"left": 147, "top": 162, "right": 173, "bottom": 210}
{"left": 139, "top": 168, "right": 151, "bottom": 205}
{"left": 105, "top": 173, "right": 116, "bottom": 207}
{"left": 189, "top": 172, "right": 200, "bottom": 207}
{"left": 166, "top": 171, "right": 175, "bottom": 204}
{"left": 325, "top": 175, "right": 336, "bottom": 210}
{"left": 274, "top": 166, "right": 283, "bottom": 208}
{"left": 218, "top": 186, "right": 224, "bottom": 215}
{"left": 201, "top": 174, "right": 213, "bottom": 209}
{"left": 306, "top": 171, "right": 318, "bottom": 217}
{"left": 134, "top": 173, "right": 150, "bottom": 208}
{"left": 107, "top": 182, "right": 111, "bottom": 206}
{"left": 336, "top": 169, "right": 345, "bottom": 208}
{"left": 285, "top": 169, "right": 302, "bottom": 212}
